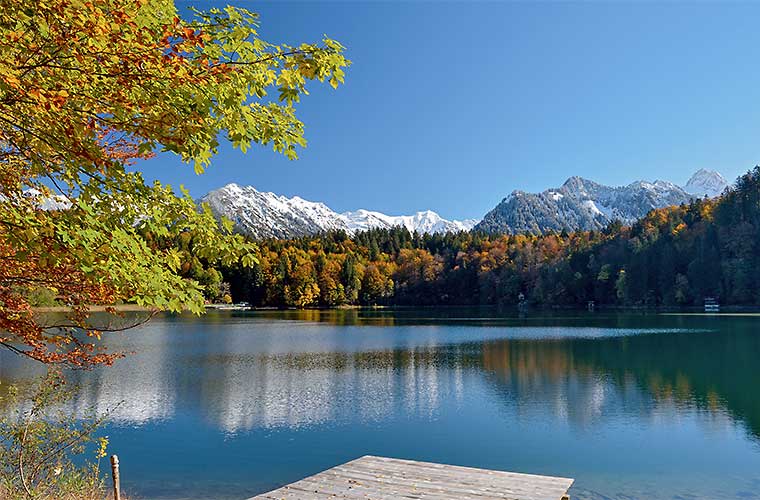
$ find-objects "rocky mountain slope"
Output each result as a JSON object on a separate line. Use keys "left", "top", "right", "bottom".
{"left": 201, "top": 169, "right": 728, "bottom": 239}
{"left": 474, "top": 169, "right": 728, "bottom": 235}
{"left": 200, "top": 183, "right": 477, "bottom": 239}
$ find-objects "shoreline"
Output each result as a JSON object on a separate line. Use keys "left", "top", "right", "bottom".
{"left": 32, "top": 304, "right": 154, "bottom": 313}
{"left": 31, "top": 303, "right": 760, "bottom": 315}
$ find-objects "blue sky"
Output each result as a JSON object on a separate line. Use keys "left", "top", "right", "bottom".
{"left": 141, "top": 1, "right": 760, "bottom": 220}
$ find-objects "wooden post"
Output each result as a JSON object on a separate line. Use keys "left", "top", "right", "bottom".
{"left": 110, "top": 455, "right": 121, "bottom": 500}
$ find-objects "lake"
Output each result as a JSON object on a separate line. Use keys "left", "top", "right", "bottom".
{"left": 2, "top": 309, "right": 760, "bottom": 500}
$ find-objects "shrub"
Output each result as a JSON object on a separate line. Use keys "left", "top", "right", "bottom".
{"left": 0, "top": 370, "right": 110, "bottom": 500}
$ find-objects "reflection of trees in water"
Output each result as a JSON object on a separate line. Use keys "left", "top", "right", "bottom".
{"left": 573, "top": 327, "right": 760, "bottom": 439}
{"left": 480, "top": 328, "right": 760, "bottom": 440}
{"left": 2, "top": 344, "right": 473, "bottom": 433}
{"left": 248, "top": 308, "right": 398, "bottom": 326}
{"left": 193, "top": 346, "right": 472, "bottom": 433}
{"left": 0, "top": 321, "right": 176, "bottom": 424}
{"left": 2, "top": 315, "right": 758, "bottom": 442}
{"left": 481, "top": 340, "right": 633, "bottom": 428}
{"left": 0, "top": 360, "right": 43, "bottom": 411}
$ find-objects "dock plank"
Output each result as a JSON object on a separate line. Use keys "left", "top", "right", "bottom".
{"left": 248, "top": 455, "right": 573, "bottom": 500}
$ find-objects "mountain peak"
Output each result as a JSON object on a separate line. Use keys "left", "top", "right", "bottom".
{"left": 475, "top": 171, "right": 702, "bottom": 235}
{"left": 561, "top": 176, "right": 599, "bottom": 193}
{"left": 219, "top": 182, "right": 244, "bottom": 192}
{"left": 683, "top": 169, "right": 728, "bottom": 198}
{"left": 416, "top": 209, "right": 438, "bottom": 217}
{"left": 343, "top": 208, "right": 475, "bottom": 234}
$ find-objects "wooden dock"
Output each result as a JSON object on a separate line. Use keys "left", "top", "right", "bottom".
{"left": 248, "top": 455, "right": 574, "bottom": 500}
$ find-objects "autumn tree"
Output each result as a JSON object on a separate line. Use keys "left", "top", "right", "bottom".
{"left": 215, "top": 167, "right": 760, "bottom": 310}
{"left": 360, "top": 263, "right": 394, "bottom": 305}
{"left": 0, "top": 0, "right": 349, "bottom": 366}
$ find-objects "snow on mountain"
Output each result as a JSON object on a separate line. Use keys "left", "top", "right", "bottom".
{"left": 341, "top": 209, "right": 394, "bottom": 233}
{"left": 201, "top": 184, "right": 475, "bottom": 239}
{"left": 21, "top": 188, "right": 72, "bottom": 210}
{"left": 682, "top": 169, "right": 728, "bottom": 198}
{"left": 474, "top": 170, "right": 726, "bottom": 235}
{"left": 343, "top": 209, "right": 477, "bottom": 234}
{"left": 201, "top": 183, "right": 349, "bottom": 240}
{"left": 202, "top": 168, "right": 730, "bottom": 239}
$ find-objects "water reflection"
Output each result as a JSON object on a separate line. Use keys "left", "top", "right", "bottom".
{"left": 194, "top": 348, "right": 471, "bottom": 432}
{"left": 481, "top": 339, "right": 740, "bottom": 434}
{"left": 2, "top": 313, "right": 757, "bottom": 439}
{"left": 2, "top": 311, "right": 760, "bottom": 500}
{"left": 1, "top": 319, "right": 177, "bottom": 424}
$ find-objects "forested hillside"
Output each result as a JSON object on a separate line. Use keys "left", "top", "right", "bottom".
{"left": 210, "top": 167, "right": 759, "bottom": 309}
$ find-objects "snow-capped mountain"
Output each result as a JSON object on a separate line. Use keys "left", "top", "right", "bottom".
{"left": 474, "top": 170, "right": 727, "bottom": 235}
{"left": 682, "top": 169, "right": 728, "bottom": 198}
{"left": 200, "top": 184, "right": 348, "bottom": 239}
{"left": 20, "top": 188, "right": 71, "bottom": 210}
{"left": 343, "top": 209, "right": 478, "bottom": 234}
{"left": 203, "top": 169, "right": 729, "bottom": 239}
{"left": 200, "top": 183, "right": 476, "bottom": 239}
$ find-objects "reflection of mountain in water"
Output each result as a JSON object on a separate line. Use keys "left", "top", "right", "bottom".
{"left": 197, "top": 349, "right": 471, "bottom": 432}
{"left": 0, "top": 320, "right": 177, "bottom": 424}
{"left": 72, "top": 328, "right": 177, "bottom": 424}
{"left": 2, "top": 314, "right": 759, "bottom": 443}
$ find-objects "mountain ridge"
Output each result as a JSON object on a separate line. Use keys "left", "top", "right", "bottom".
{"left": 200, "top": 183, "right": 477, "bottom": 240}
{"left": 200, "top": 169, "right": 729, "bottom": 239}
{"left": 474, "top": 169, "right": 728, "bottom": 234}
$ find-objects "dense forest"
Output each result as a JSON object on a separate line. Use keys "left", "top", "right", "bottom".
{"left": 193, "top": 167, "right": 760, "bottom": 309}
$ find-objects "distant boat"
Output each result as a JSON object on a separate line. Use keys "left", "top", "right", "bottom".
{"left": 704, "top": 297, "right": 720, "bottom": 313}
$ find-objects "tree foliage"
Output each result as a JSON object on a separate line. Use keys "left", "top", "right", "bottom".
{"left": 0, "top": 0, "right": 349, "bottom": 366}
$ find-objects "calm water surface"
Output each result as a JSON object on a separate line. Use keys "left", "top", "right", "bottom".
{"left": 2, "top": 309, "right": 760, "bottom": 500}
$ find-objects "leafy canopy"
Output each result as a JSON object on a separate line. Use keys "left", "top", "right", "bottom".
{"left": 0, "top": 0, "right": 349, "bottom": 366}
